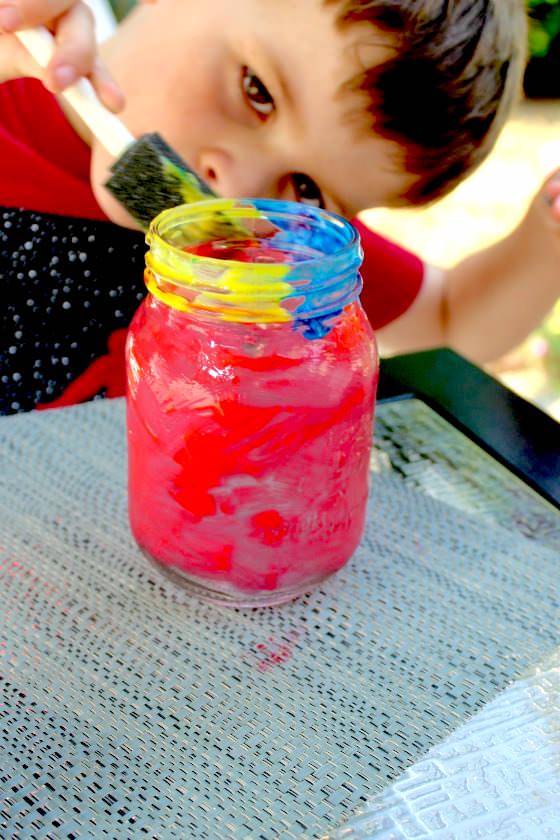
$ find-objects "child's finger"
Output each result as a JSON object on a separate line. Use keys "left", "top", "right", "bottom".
{"left": 45, "top": 1, "right": 96, "bottom": 89}
{"left": 543, "top": 171, "right": 560, "bottom": 223}
{"left": 89, "top": 57, "right": 125, "bottom": 113}
{"left": 546, "top": 172, "right": 560, "bottom": 196}
{"left": 44, "top": 2, "right": 124, "bottom": 112}
{"left": 550, "top": 193, "right": 560, "bottom": 223}
{"left": 0, "top": 0, "right": 77, "bottom": 32}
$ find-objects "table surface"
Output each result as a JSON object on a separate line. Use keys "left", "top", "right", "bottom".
{"left": 378, "top": 348, "right": 560, "bottom": 507}
{"left": 0, "top": 350, "right": 559, "bottom": 839}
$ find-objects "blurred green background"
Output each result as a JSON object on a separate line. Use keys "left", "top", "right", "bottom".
{"left": 108, "top": 0, "right": 135, "bottom": 21}
{"left": 525, "top": 0, "right": 560, "bottom": 97}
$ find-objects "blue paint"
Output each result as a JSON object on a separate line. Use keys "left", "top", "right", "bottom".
{"left": 252, "top": 199, "right": 363, "bottom": 340}
{"left": 295, "top": 309, "right": 344, "bottom": 339}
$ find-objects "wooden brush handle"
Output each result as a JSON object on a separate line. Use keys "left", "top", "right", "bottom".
{"left": 15, "top": 26, "right": 133, "bottom": 159}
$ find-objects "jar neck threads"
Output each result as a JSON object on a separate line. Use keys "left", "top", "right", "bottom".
{"left": 145, "top": 199, "right": 363, "bottom": 334}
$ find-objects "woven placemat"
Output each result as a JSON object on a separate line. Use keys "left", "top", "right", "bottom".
{"left": 0, "top": 398, "right": 558, "bottom": 839}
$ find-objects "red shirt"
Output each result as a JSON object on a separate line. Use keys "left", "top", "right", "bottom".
{"left": 0, "top": 78, "right": 423, "bottom": 331}
{"left": 0, "top": 78, "right": 106, "bottom": 220}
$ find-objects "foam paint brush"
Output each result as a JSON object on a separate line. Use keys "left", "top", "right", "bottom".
{"left": 15, "top": 26, "right": 218, "bottom": 229}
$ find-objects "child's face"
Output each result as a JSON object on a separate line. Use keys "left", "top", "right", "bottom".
{"left": 93, "top": 0, "right": 414, "bottom": 226}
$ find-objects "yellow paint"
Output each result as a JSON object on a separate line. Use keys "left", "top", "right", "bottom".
{"left": 196, "top": 264, "right": 294, "bottom": 323}
{"left": 146, "top": 253, "right": 294, "bottom": 323}
{"left": 145, "top": 270, "right": 192, "bottom": 313}
{"left": 146, "top": 250, "right": 199, "bottom": 285}
{"left": 145, "top": 200, "right": 295, "bottom": 322}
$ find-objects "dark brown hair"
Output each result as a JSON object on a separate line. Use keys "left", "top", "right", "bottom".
{"left": 330, "top": 0, "right": 527, "bottom": 203}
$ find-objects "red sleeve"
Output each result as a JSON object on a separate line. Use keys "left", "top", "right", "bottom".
{"left": 352, "top": 218, "right": 424, "bottom": 330}
{"left": 0, "top": 78, "right": 107, "bottom": 220}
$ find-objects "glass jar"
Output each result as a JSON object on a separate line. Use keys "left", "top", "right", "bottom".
{"left": 126, "top": 198, "right": 378, "bottom": 607}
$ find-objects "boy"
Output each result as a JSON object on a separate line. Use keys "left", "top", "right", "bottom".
{"left": 0, "top": 0, "right": 558, "bottom": 414}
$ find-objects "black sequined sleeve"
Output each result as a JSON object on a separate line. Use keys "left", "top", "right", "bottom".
{"left": 0, "top": 208, "right": 147, "bottom": 415}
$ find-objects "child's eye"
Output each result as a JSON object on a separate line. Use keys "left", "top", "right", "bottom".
{"left": 241, "top": 66, "right": 275, "bottom": 118}
{"left": 292, "top": 173, "right": 325, "bottom": 208}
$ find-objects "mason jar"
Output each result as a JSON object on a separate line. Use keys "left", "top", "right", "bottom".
{"left": 126, "top": 198, "right": 378, "bottom": 606}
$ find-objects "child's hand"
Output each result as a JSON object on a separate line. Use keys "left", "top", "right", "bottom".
{"left": 0, "top": 0, "right": 124, "bottom": 111}
{"left": 523, "top": 169, "right": 560, "bottom": 267}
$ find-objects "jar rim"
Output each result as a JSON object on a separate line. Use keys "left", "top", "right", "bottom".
{"left": 146, "top": 198, "right": 361, "bottom": 273}
{"left": 145, "top": 198, "right": 363, "bottom": 330}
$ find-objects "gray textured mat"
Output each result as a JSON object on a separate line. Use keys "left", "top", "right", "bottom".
{"left": 0, "top": 398, "right": 558, "bottom": 839}
{"left": 328, "top": 649, "right": 560, "bottom": 839}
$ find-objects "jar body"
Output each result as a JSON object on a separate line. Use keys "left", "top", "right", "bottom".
{"left": 126, "top": 200, "right": 378, "bottom": 606}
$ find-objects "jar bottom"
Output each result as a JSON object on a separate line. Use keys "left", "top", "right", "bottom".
{"left": 139, "top": 548, "right": 337, "bottom": 608}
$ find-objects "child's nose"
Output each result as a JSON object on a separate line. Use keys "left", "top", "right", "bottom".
{"left": 198, "top": 148, "right": 274, "bottom": 199}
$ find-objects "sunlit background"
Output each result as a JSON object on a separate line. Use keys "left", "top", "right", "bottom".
{"left": 361, "top": 98, "right": 560, "bottom": 421}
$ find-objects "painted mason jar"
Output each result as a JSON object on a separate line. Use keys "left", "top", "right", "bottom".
{"left": 126, "top": 199, "right": 378, "bottom": 606}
